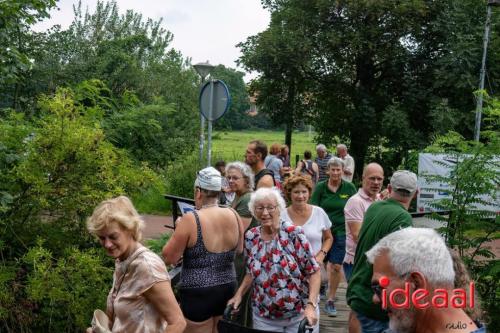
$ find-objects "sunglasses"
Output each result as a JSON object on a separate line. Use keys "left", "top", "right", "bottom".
{"left": 371, "top": 282, "right": 385, "bottom": 299}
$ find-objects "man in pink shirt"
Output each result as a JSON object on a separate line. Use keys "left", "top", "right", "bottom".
{"left": 343, "top": 162, "right": 384, "bottom": 333}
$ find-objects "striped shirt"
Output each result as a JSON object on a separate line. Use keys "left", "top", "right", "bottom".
{"left": 315, "top": 153, "right": 332, "bottom": 182}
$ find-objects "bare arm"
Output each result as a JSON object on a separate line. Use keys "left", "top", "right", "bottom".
{"left": 347, "top": 220, "right": 362, "bottom": 242}
{"left": 307, "top": 269, "right": 321, "bottom": 304}
{"left": 304, "top": 269, "right": 321, "bottom": 326}
{"left": 256, "top": 174, "right": 274, "bottom": 189}
{"left": 315, "top": 229, "right": 333, "bottom": 262}
{"left": 294, "top": 161, "right": 304, "bottom": 175}
{"left": 227, "top": 274, "right": 253, "bottom": 309}
{"left": 313, "top": 163, "right": 319, "bottom": 183}
{"left": 162, "top": 214, "right": 192, "bottom": 265}
{"left": 144, "top": 281, "right": 186, "bottom": 333}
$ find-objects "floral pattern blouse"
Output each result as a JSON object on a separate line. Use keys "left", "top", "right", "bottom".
{"left": 245, "top": 220, "right": 320, "bottom": 319}
{"left": 107, "top": 245, "right": 170, "bottom": 333}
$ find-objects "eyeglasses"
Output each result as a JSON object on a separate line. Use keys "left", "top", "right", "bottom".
{"left": 255, "top": 205, "right": 277, "bottom": 213}
{"left": 371, "top": 282, "right": 385, "bottom": 300}
{"left": 226, "top": 176, "right": 242, "bottom": 181}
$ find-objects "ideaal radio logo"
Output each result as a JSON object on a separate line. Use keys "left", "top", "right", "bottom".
{"left": 374, "top": 276, "right": 475, "bottom": 309}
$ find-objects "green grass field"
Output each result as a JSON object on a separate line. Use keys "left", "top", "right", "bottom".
{"left": 211, "top": 130, "right": 319, "bottom": 167}
{"left": 136, "top": 130, "right": 320, "bottom": 214}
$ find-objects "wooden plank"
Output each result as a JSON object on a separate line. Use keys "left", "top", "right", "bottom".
{"left": 319, "top": 282, "right": 349, "bottom": 332}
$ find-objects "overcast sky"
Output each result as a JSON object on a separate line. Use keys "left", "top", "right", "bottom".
{"left": 34, "top": 0, "right": 271, "bottom": 81}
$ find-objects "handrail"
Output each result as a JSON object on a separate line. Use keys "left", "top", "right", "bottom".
{"left": 164, "top": 194, "right": 195, "bottom": 229}
{"left": 410, "top": 210, "right": 451, "bottom": 218}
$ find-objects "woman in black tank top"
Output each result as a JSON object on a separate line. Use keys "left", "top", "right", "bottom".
{"left": 162, "top": 167, "right": 243, "bottom": 333}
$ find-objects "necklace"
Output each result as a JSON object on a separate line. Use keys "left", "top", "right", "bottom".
{"left": 201, "top": 203, "right": 218, "bottom": 209}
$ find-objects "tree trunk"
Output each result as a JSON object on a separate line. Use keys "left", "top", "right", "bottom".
{"left": 284, "top": 82, "right": 295, "bottom": 156}
{"left": 349, "top": 133, "right": 368, "bottom": 181}
{"left": 285, "top": 122, "right": 292, "bottom": 154}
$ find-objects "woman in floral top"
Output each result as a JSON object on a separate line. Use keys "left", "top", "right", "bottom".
{"left": 227, "top": 188, "right": 321, "bottom": 332}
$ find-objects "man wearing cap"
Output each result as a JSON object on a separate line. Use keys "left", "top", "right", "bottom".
{"left": 346, "top": 170, "right": 418, "bottom": 333}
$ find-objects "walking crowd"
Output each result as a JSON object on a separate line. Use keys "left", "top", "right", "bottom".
{"left": 86, "top": 140, "right": 486, "bottom": 333}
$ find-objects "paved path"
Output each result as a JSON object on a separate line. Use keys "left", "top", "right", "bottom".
{"left": 141, "top": 214, "right": 174, "bottom": 240}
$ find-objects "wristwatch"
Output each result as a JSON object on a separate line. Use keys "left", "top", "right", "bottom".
{"left": 306, "top": 300, "right": 317, "bottom": 309}
{"left": 319, "top": 249, "right": 327, "bottom": 255}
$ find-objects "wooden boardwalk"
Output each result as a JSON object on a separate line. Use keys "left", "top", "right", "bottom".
{"left": 319, "top": 282, "right": 349, "bottom": 333}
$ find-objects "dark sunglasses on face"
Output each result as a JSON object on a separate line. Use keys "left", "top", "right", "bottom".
{"left": 371, "top": 282, "right": 385, "bottom": 300}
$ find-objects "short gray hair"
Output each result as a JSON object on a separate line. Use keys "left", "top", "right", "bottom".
{"left": 336, "top": 143, "right": 347, "bottom": 150}
{"left": 366, "top": 227, "right": 455, "bottom": 287}
{"left": 327, "top": 156, "right": 344, "bottom": 169}
{"left": 226, "top": 161, "right": 254, "bottom": 190}
{"left": 316, "top": 144, "right": 327, "bottom": 152}
{"left": 248, "top": 187, "right": 286, "bottom": 217}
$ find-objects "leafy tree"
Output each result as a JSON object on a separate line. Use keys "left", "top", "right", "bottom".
{"left": 0, "top": 0, "right": 56, "bottom": 88}
{"left": 238, "top": 3, "right": 316, "bottom": 152}
{"left": 239, "top": 0, "right": 500, "bottom": 174}
{"left": 2, "top": 0, "right": 199, "bottom": 120}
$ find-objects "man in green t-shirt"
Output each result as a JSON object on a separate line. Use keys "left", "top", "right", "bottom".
{"left": 346, "top": 170, "right": 417, "bottom": 332}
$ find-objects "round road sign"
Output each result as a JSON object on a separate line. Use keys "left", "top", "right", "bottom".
{"left": 199, "top": 79, "right": 231, "bottom": 121}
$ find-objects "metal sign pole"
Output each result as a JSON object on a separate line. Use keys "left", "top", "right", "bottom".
{"left": 474, "top": 4, "right": 493, "bottom": 142}
{"left": 200, "top": 114, "right": 205, "bottom": 164}
{"left": 207, "top": 80, "right": 214, "bottom": 166}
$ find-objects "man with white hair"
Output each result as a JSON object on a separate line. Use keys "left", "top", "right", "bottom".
{"left": 337, "top": 144, "right": 355, "bottom": 182}
{"left": 367, "top": 228, "right": 484, "bottom": 333}
{"left": 315, "top": 144, "right": 332, "bottom": 182}
{"left": 346, "top": 170, "right": 418, "bottom": 333}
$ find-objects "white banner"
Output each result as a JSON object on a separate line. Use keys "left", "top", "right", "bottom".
{"left": 417, "top": 153, "right": 499, "bottom": 214}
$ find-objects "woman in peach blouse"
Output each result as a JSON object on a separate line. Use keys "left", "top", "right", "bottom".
{"left": 86, "top": 196, "right": 185, "bottom": 333}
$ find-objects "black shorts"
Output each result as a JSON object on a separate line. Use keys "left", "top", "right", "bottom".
{"left": 180, "top": 281, "right": 237, "bottom": 322}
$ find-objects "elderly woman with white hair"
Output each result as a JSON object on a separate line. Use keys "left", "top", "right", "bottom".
{"left": 311, "top": 156, "right": 356, "bottom": 317}
{"left": 86, "top": 196, "right": 185, "bottom": 333}
{"left": 226, "top": 161, "right": 255, "bottom": 230}
{"left": 163, "top": 167, "right": 244, "bottom": 333}
{"left": 225, "top": 161, "right": 256, "bottom": 326}
{"left": 227, "top": 187, "right": 321, "bottom": 332}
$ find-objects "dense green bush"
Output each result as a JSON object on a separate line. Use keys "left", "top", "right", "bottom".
{"left": 164, "top": 152, "right": 201, "bottom": 199}
{"left": 146, "top": 233, "right": 172, "bottom": 256}
{"left": 0, "top": 88, "right": 163, "bottom": 331}
{"left": 104, "top": 101, "right": 198, "bottom": 170}
{"left": 24, "top": 244, "right": 112, "bottom": 332}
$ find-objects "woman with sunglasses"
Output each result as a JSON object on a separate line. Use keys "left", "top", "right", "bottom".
{"left": 227, "top": 187, "right": 321, "bottom": 332}
{"left": 163, "top": 167, "right": 244, "bottom": 333}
